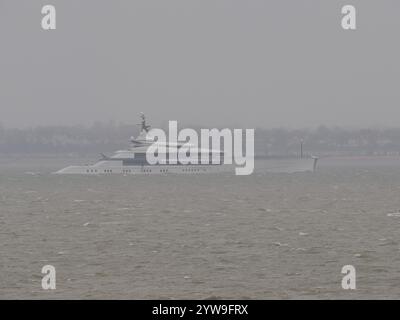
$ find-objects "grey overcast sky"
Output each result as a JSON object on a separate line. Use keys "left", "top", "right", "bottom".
{"left": 0, "top": 0, "right": 399, "bottom": 128}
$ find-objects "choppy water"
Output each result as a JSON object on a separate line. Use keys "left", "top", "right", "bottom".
{"left": 1, "top": 156, "right": 400, "bottom": 299}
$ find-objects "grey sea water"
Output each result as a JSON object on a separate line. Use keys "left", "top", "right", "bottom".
{"left": 1, "top": 156, "right": 400, "bottom": 299}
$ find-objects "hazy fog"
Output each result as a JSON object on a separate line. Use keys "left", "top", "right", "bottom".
{"left": 1, "top": 0, "right": 399, "bottom": 129}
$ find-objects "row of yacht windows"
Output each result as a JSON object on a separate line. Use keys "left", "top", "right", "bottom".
{"left": 86, "top": 169, "right": 113, "bottom": 173}
{"left": 123, "top": 169, "right": 153, "bottom": 173}
{"left": 122, "top": 169, "right": 150, "bottom": 173}
{"left": 87, "top": 168, "right": 207, "bottom": 174}
{"left": 182, "top": 168, "right": 204, "bottom": 172}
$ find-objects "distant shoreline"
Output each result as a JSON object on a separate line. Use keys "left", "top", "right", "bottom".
{"left": 2, "top": 153, "right": 400, "bottom": 160}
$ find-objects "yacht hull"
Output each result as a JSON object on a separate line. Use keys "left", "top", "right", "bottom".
{"left": 55, "top": 163, "right": 233, "bottom": 175}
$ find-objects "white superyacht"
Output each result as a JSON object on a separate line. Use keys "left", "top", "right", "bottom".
{"left": 55, "top": 114, "right": 230, "bottom": 175}
{"left": 55, "top": 114, "right": 318, "bottom": 175}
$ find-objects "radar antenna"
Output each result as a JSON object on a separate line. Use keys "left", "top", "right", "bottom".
{"left": 137, "top": 112, "right": 151, "bottom": 133}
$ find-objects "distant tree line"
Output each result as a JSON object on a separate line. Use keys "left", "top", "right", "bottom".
{"left": 1, "top": 122, "right": 400, "bottom": 157}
